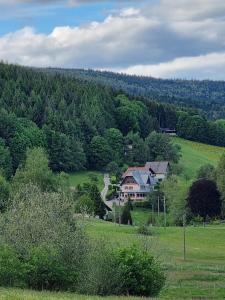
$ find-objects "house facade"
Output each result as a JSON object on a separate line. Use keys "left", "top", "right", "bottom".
{"left": 120, "top": 170, "right": 155, "bottom": 201}
{"left": 145, "top": 161, "right": 170, "bottom": 183}
{"left": 120, "top": 161, "right": 169, "bottom": 201}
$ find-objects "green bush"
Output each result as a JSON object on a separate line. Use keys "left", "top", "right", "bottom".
{"left": 0, "top": 244, "right": 25, "bottom": 287}
{"left": 25, "top": 246, "right": 77, "bottom": 290}
{"left": 115, "top": 246, "right": 165, "bottom": 297}
{"left": 0, "top": 184, "right": 87, "bottom": 291}
{"left": 77, "top": 241, "right": 123, "bottom": 296}
{"left": 106, "top": 189, "right": 114, "bottom": 200}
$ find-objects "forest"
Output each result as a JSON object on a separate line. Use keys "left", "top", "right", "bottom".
{"left": 43, "top": 68, "right": 225, "bottom": 120}
{"left": 0, "top": 62, "right": 225, "bottom": 177}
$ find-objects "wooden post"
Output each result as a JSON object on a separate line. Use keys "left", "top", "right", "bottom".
{"left": 152, "top": 203, "right": 154, "bottom": 226}
{"left": 163, "top": 196, "right": 166, "bottom": 228}
{"left": 119, "top": 197, "right": 121, "bottom": 226}
{"left": 157, "top": 195, "right": 160, "bottom": 218}
{"left": 183, "top": 213, "right": 186, "bottom": 261}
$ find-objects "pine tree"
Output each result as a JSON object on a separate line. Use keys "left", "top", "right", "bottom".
{"left": 89, "top": 184, "right": 106, "bottom": 219}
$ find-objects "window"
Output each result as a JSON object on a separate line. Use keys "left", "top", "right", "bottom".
{"left": 129, "top": 186, "right": 133, "bottom": 190}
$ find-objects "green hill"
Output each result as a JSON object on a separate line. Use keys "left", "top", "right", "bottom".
{"left": 173, "top": 137, "right": 225, "bottom": 179}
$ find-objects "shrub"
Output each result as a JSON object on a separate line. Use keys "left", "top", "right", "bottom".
{"left": 25, "top": 246, "right": 77, "bottom": 290}
{"left": 77, "top": 241, "right": 123, "bottom": 296}
{"left": 106, "top": 189, "right": 114, "bottom": 200}
{"left": 75, "top": 194, "right": 94, "bottom": 216}
{"left": 115, "top": 246, "right": 165, "bottom": 297}
{"left": 0, "top": 184, "right": 87, "bottom": 291}
{"left": 121, "top": 204, "right": 133, "bottom": 225}
{"left": 0, "top": 244, "right": 25, "bottom": 287}
{"left": 137, "top": 225, "right": 152, "bottom": 236}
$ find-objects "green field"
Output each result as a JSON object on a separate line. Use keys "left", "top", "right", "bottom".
{"left": 173, "top": 137, "right": 225, "bottom": 179}
{"left": 68, "top": 171, "right": 104, "bottom": 191}
{"left": 2, "top": 220, "right": 225, "bottom": 299}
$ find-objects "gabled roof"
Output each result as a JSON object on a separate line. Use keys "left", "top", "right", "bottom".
{"left": 123, "top": 166, "right": 155, "bottom": 178}
{"left": 145, "top": 161, "right": 169, "bottom": 174}
{"left": 132, "top": 170, "right": 150, "bottom": 186}
{"left": 122, "top": 170, "right": 152, "bottom": 186}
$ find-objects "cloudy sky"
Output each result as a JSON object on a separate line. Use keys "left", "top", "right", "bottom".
{"left": 0, "top": 0, "right": 225, "bottom": 79}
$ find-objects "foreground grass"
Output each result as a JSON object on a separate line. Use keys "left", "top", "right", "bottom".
{"left": 68, "top": 171, "right": 104, "bottom": 191}
{"left": 173, "top": 137, "right": 225, "bottom": 179}
{"left": 1, "top": 220, "right": 225, "bottom": 299}
{"left": 86, "top": 219, "right": 225, "bottom": 299}
{"left": 0, "top": 288, "right": 146, "bottom": 300}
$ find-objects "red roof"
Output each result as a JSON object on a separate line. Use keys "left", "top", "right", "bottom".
{"left": 123, "top": 166, "right": 147, "bottom": 178}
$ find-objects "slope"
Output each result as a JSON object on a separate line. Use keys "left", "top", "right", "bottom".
{"left": 173, "top": 137, "right": 225, "bottom": 179}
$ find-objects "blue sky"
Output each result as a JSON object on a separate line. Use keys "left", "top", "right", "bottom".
{"left": 0, "top": 2, "right": 115, "bottom": 35}
{"left": 0, "top": 0, "right": 225, "bottom": 80}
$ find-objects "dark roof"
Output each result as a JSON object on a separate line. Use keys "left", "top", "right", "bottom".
{"left": 145, "top": 161, "right": 169, "bottom": 174}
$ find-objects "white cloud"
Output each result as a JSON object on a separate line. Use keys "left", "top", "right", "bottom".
{"left": 119, "top": 52, "right": 225, "bottom": 80}
{"left": 1, "top": 0, "right": 225, "bottom": 79}
{"left": 0, "top": 11, "right": 158, "bottom": 68}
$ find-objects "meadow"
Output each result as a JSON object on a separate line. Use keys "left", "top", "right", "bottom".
{"left": 173, "top": 137, "right": 224, "bottom": 179}
{"left": 68, "top": 171, "right": 104, "bottom": 191}
{"left": 2, "top": 220, "right": 225, "bottom": 299}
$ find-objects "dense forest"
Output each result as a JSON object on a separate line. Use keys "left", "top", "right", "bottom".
{"left": 0, "top": 63, "right": 225, "bottom": 177}
{"left": 43, "top": 68, "right": 225, "bottom": 120}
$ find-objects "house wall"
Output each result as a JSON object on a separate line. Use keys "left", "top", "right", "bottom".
{"left": 155, "top": 173, "right": 166, "bottom": 182}
{"left": 120, "top": 192, "right": 148, "bottom": 200}
{"left": 121, "top": 183, "right": 140, "bottom": 193}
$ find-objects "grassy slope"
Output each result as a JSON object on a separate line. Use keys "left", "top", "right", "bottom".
{"left": 68, "top": 171, "right": 104, "bottom": 191}
{"left": 173, "top": 137, "right": 225, "bottom": 179}
{"left": 3, "top": 220, "right": 225, "bottom": 299}
{"left": 85, "top": 220, "right": 225, "bottom": 299}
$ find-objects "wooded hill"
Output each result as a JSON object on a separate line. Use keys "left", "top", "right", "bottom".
{"left": 42, "top": 68, "right": 225, "bottom": 120}
{"left": 0, "top": 62, "right": 225, "bottom": 177}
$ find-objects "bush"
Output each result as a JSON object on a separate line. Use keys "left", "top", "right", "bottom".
{"left": 137, "top": 225, "right": 152, "bottom": 236}
{"left": 115, "top": 246, "right": 165, "bottom": 297}
{"left": 121, "top": 204, "right": 133, "bottom": 225}
{"left": 77, "top": 241, "right": 123, "bottom": 296}
{"left": 25, "top": 246, "right": 77, "bottom": 290}
{"left": 0, "top": 244, "right": 25, "bottom": 287}
{"left": 75, "top": 194, "right": 94, "bottom": 216}
{"left": 0, "top": 184, "right": 87, "bottom": 291}
{"left": 106, "top": 189, "right": 114, "bottom": 200}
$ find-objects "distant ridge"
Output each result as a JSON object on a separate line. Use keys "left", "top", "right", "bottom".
{"left": 39, "top": 67, "right": 225, "bottom": 120}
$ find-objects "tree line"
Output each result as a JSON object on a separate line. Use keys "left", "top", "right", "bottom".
{"left": 44, "top": 67, "right": 225, "bottom": 120}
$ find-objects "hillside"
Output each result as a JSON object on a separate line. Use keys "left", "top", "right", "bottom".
{"left": 43, "top": 68, "right": 225, "bottom": 120}
{"left": 174, "top": 137, "right": 225, "bottom": 179}
{"left": 0, "top": 62, "right": 225, "bottom": 180}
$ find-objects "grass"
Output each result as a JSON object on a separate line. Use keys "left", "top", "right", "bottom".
{"left": 0, "top": 288, "right": 145, "bottom": 300}
{"left": 3, "top": 221, "right": 225, "bottom": 299}
{"left": 1, "top": 220, "right": 225, "bottom": 299}
{"left": 85, "top": 220, "right": 225, "bottom": 299}
{"left": 173, "top": 137, "right": 225, "bottom": 179}
{"left": 68, "top": 171, "right": 104, "bottom": 191}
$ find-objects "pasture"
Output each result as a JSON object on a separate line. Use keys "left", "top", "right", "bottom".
{"left": 173, "top": 137, "right": 224, "bottom": 179}
{"left": 2, "top": 220, "right": 225, "bottom": 299}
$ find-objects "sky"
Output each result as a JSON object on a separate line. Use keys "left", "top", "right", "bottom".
{"left": 0, "top": 0, "right": 225, "bottom": 80}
